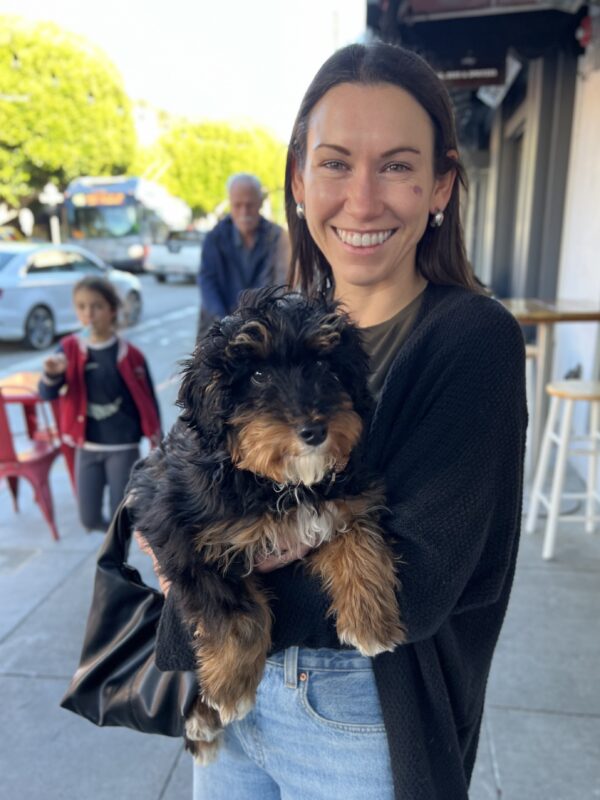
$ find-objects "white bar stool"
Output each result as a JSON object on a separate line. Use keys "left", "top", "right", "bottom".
{"left": 525, "top": 380, "right": 600, "bottom": 559}
{"left": 524, "top": 343, "right": 538, "bottom": 479}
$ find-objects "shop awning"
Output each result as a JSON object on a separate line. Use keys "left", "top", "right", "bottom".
{"left": 404, "top": 0, "right": 584, "bottom": 22}
{"left": 368, "top": 0, "right": 588, "bottom": 87}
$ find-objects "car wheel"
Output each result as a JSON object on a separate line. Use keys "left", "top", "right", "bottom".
{"left": 155, "top": 274, "right": 167, "bottom": 283}
{"left": 122, "top": 290, "right": 142, "bottom": 327}
{"left": 24, "top": 306, "right": 55, "bottom": 350}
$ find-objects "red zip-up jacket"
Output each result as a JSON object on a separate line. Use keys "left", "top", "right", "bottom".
{"left": 49, "top": 334, "right": 161, "bottom": 448}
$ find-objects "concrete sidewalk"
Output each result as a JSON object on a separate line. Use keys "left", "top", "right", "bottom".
{"left": 1, "top": 410, "right": 599, "bottom": 797}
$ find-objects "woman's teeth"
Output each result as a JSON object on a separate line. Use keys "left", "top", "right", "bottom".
{"left": 335, "top": 228, "right": 394, "bottom": 247}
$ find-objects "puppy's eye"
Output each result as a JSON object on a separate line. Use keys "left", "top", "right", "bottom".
{"left": 251, "top": 369, "right": 270, "bottom": 386}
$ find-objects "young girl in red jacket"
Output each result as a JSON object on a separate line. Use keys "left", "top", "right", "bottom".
{"left": 39, "top": 276, "right": 161, "bottom": 532}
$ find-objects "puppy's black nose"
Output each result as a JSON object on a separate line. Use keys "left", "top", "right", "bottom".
{"left": 298, "top": 422, "right": 327, "bottom": 447}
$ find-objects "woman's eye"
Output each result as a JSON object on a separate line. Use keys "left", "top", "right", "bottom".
{"left": 322, "top": 160, "right": 348, "bottom": 171}
{"left": 383, "top": 162, "right": 410, "bottom": 173}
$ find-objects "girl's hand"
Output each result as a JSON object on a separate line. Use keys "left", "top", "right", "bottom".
{"left": 43, "top": 353, "right": 67, "bottom": 376}
{"left": 134, "top": 530, "right": 172, "bottom": 595}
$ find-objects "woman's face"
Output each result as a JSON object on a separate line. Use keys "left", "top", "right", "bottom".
{"left": 292, "top": 82, "right": 454, "bottom": 297}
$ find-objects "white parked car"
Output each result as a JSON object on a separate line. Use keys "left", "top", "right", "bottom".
{"left": 0, "top": 242, "right": 143, "bottom": 350}
{"left": 145, "top": 229, "right": 204, "bottom": 283}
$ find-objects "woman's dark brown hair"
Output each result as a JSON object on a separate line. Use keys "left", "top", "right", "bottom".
{"left": 285, "top": 42, "right": 481, "bottom": 295}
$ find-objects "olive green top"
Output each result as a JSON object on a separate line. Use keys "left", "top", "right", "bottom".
{"left": 361, "top": 287, "right": 426, "bottom": 396}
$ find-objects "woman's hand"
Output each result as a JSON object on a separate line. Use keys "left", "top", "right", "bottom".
{"left": 42, "top": 353, "right": 67, "bottom": 377}
{"left": 254, "top": 542, "right": 312, "bottom": 573}
{"left": 134, "top": 529, "right": 310, "bottom": 581}
{"left": 134, "top": 530, "right": 172, "bottom": 595}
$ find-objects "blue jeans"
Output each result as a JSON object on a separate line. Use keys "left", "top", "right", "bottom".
{"left": 192, "top": 647, "right": 394, "bottom": 800}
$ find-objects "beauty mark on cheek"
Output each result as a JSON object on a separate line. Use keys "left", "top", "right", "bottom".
{"left": 412, "top": 185, "right": 423, "bottom": 196}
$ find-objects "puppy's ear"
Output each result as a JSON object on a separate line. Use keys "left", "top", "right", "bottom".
{"left": 225, "top": 319, "right": 271, "bottom": 360}
{"left": 177, "top": 335, "right": 230, "bottom": 450}
{"left": 309, "top": 305, "right": 374, "bottom": 419}
{"left": 306, "top": 310, "right": 347, "bottom": 353}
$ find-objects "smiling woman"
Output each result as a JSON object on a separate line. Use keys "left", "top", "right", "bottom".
{"left": 134, "top": 41, "right": 527, "bottom": 800}
{"left": 290, "top": 82, "right": 456, "bottom": 326}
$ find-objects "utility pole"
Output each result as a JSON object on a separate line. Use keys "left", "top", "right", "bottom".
{"left": 39, "top": 183, "right": 65, "bottom": 244}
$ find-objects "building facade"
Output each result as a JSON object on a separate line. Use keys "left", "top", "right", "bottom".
{"left": 368, "top": 0, "right": 600, "bottom": 475}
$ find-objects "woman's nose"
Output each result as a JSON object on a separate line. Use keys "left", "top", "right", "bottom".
{"left": 345, "top": 169, "right": 382, "bottom": 219}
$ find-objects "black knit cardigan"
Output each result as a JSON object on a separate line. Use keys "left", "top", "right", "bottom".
{"left": 156, "top": 283, "right": 528, "bottom": 800}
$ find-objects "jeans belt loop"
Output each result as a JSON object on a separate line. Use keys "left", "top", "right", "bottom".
{"left": 284, "top": 646, "right": 299, "bottom": 689}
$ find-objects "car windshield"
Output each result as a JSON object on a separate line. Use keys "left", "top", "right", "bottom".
{"left": 0, "top": 252, "right": 17, "bottom": 270}
{"left": 70, "top": 205, "right": 140, "bottom": 239}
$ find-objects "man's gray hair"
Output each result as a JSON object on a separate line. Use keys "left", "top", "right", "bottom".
{"left": 226, "top": 173, "right": 263, "bottom": 197}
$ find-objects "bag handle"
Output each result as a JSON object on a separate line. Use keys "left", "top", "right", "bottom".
{"left": 98, "top": 502, "right": 147, "bottom": 584}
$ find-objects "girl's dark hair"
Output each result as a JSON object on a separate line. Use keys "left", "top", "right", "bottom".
{"left": 73, "top": 275, "right": 121, "bottom": 315}
{"left": 285, "top": 42, "right": 482, "bottom": 295}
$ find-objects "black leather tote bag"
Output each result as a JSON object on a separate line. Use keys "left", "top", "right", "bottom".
{"left": 60, "top": 503, "right": 197, "bottom": 736}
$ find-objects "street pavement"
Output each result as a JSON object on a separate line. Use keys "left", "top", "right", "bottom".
{"left": 1, "top": 300, "right": 599, "bottom": 799}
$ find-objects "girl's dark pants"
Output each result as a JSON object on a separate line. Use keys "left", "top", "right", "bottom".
{"left": 75, "top": 447, "right": 140, "bottom": 531}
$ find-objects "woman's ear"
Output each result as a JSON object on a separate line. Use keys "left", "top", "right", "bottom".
{"left": 291, "top": 156, "right": 305, "bottom": 205}
{"left": 431, "top": 150, "right": 458, "bottom": 214}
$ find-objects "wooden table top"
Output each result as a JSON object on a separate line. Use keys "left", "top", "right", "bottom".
{"left": 0, "top": 371, "right": 42, "bottom": 400}
{"left": 500, "top": 298, "right": 600, "bottom": 325}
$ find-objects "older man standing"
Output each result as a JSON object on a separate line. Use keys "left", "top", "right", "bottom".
{"left": 198, "top": 173, "right": 290, "bottom": 334}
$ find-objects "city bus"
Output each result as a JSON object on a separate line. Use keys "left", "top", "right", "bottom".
{"left": 64, "top": 176, "right": 191, "bottom": 272}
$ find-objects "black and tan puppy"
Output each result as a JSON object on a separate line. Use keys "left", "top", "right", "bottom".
{"left": 127, "top": 288, "right": 405, "bottom": 762}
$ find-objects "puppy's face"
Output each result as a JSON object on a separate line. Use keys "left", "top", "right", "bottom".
{"left": 179, "top": 291, "right": 373, "bottom": 486}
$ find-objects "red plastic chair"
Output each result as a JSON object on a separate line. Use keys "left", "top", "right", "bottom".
{"left": 22, "top": 397, "right": 77, "bottom": 494}
{"left": 0, "top": 387, "right": 63, "bottom": 540}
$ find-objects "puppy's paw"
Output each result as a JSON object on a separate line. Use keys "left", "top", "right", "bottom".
{"left": 185, "top": 704, "right": 222, "bottom": 743}
{"left": 185, "top": 734, "right": 223, "bottom": 766}
{"left": 336, "top": 602, "right": 406, "bottom": 657}
{"left": 337, "top": 624, "right": 405, "bottom": 657}
{"left": 204, "top": 690, "right": 255, "bottom": 726}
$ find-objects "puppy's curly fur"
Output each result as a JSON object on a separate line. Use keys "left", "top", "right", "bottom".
{"left": 126, "top": 288, "right": 405, "bottom": 763}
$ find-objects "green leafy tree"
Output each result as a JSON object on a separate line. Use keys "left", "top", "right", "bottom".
{"left": 0, "top": 16, "right": 135, "bottom": 206}
{"left": 136, "top": 120, "right": 287, "bottom": 222}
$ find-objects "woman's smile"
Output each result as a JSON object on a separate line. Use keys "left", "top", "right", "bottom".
{"left": 333, "top": 227, "right": 397, "bottom": 250}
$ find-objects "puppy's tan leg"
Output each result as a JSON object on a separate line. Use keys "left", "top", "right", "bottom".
{"left": 194, "top": 576, "right": 272, "bottom": 725}
{"left": 308, "top": 511, "right": 406, "bottom": 656}
{"left": 184, "top": 700, "right": 223, "bottom": 765}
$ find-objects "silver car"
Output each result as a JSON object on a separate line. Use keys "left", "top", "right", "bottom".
{"left": 0, "top": 242, "right": 143, "bottom": 350}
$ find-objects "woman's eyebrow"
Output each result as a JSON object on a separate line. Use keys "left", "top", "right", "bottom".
{"left": 380, "top": 146, "right": 421, "bottom": 157}
{"left": 314, "top": 143, "right": 352, "bottom": 155}
{"left": 314, "top": 143, "right": 421, "bottom": 157}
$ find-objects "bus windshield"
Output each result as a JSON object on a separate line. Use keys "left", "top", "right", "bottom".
{"left": 64, "top": 177, "right": 191, "bottom": 270}
{"left": 69, "top": 204, "right": 139, "bottom": 239}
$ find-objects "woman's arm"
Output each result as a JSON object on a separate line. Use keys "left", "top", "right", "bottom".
{"left": 379, "top": 307, "right": 527, "bottom": 643}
